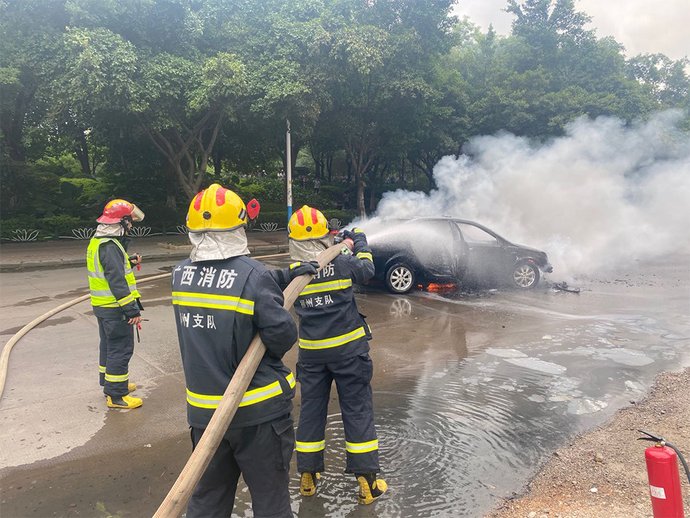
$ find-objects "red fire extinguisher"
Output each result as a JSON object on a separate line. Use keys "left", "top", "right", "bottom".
{"left": 639, "top": 430, "right": 690, "bottom": 518}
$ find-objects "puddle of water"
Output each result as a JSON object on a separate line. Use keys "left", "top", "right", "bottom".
{"left": 0, "top": 315, "right": 77, "bottom": 335}
{"left": 2, "top": 295, "right": 52, "bottom": 308}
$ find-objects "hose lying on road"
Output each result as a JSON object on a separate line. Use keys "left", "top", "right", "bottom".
{"left": 0, "top": 251, "right": 289, "bottom": 402}
{"left": 0, "top": 272, "right": 169, "bottom": 401}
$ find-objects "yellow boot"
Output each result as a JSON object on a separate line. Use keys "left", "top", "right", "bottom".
{"left": 300, "top": 472, "right": 320, "bottom": 497}
{"left": 107, "top": 395, "right": 143, "bottom": 409}
{"left": 128, "top": 382, "right": 137, "bottom": 393}
{"left": 357, "top": 473, "right": 388, "bottom": 504}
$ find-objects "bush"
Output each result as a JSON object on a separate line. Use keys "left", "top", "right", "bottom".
{"left": 0, "top": 216, "right": 39, "bottom": 239}
{"left": 38, "top": 215, "right": 89, "bottom": 238}
{"left": 35, "top": 154, "right": 82, "bottom": 178}
{"left": 235, "top": 178, "right": 284, "bottom": 202}
{"left": 0, "top": 161, "right": 61, "bottom": 219}
{"left": 144, "top": 203, "right": 187, "bottom": 234}
{"left": 60, "top": 177, "right": 110, "bottom": 216}
{"left": 255, "top": 211, "right": 289, "bottom": 227}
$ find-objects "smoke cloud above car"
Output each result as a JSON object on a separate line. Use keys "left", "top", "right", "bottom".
{"left": 371, "top": 110, "right": 690, "bottom": 278}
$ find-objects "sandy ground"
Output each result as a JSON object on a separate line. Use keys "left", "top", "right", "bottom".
{"left": 490, "top": 367, "right": 690, "bottom": 518}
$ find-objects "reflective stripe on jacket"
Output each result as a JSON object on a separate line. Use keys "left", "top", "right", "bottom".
{"left": 294, "top": 244, "right": 375, "bottom": 363}
{"left": 86, "top": 237, "right": 140, "bottom": 308}
{"left": 172, "top": 255, "right": 298, "bottom": 429}
{"left": 186, "top": 372, "right": 296, "bottom": 409}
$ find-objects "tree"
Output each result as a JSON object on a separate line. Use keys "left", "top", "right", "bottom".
{"left": 322, "top": 0, "right": 456, "bottom": 216}
{"left": 136, "top": 51, "right": 249, "bottom": 198}
{"left": 627, "top": 53, "right": 690, "bottom": 109}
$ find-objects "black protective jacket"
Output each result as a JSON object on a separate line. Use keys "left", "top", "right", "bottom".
{"left": 274, "top": 232, "right": 375, "bottom": 364}
{"left": 172, "top": 255, "right": 298, "bottom": 429}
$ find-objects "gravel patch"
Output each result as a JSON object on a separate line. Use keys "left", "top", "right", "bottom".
{"left": 490, "top": 367, "right": 690, "bottom": 518}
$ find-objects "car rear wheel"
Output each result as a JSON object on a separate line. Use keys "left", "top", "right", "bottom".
{"left": 386, "top": 263, "right": 416, "bottom": 294}
{"left": 512, "top": 261, "right": 540, "bottom": 289}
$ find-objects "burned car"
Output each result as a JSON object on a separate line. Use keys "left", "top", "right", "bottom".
{"left": 365, "top": 217, "right": 552, "bottom": 294}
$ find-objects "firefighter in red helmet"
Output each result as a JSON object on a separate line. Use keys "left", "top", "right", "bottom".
{"left": 86, "top": 199, "right": 145, "bottom": 409}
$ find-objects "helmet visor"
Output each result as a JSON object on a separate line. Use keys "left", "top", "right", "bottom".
{"left": 131, "top": 205, "right": 145, "bottom": 222}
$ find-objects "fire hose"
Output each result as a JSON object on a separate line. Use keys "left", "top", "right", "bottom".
{"left": 0, "top": 252, "right": 289, "bottom": 402}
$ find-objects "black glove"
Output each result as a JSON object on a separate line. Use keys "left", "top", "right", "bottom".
{"left": 339, "top": 229, "right": 356, "bottom": 241}
{"left": 289, "top": 261, "right": 320, "bottom": 280}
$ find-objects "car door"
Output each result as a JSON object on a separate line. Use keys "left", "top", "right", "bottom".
{"left": 453, "top": 222, "right": 508, "bottom": 286}
{"left": 447, "top": 221, "right": 469, "bottom": 280}
{"left": 410, "top": 219, "right": 457, "bottom": 278}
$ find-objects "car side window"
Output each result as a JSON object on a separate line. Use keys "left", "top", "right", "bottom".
{"left": 456, "top": 223, "right": 498, "bottom": 245}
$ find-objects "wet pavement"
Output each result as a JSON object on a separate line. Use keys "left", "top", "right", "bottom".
{"left": 0, "top": 247, "right": 689, "bottom": 517}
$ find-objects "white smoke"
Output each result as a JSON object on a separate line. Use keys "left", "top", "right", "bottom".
{"left": 370, "top": 111, "right": 690, "bottom": 278}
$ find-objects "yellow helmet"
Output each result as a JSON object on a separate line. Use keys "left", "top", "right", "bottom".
{"left": 186, "top": 183, "right": 248, "bottom": 232}
{"left": 288, "top": 205, "right": 329, "bottom": 241}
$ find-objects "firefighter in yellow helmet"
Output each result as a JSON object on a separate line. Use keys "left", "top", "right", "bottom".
{"left": 86, "top": 199, "right": 145, "bottom": 409}
{"left": 173, "top": 183, "right": 300, "bottom": 517}
{"left": 272, "top": 205, "right": 388, "bottom": 505}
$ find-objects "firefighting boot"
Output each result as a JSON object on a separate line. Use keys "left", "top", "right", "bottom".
{"left": 106, "top": 395, "right": 143, "bottom": 409}
{"left": 103, "top": 383, "right": 137, "bottom": 397}
{"left": 356, "top": 473, "right": 388, "bottom": 504}
{"left": 299, "top": 472, "right": 320, "bottom": 497}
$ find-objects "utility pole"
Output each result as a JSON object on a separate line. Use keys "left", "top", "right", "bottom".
{"left": 286, "top": 119, "right": 293, "bottom": 223}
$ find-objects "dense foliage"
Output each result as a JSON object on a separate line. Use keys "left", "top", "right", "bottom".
{"left": 1, "top": 0, "right": 688, "bottom": 237}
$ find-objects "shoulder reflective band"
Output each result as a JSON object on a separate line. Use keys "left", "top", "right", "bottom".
{"left": 296, "top": 440, "right": 326, "bottom": 453}
{"left": 186, "top": 372, "right": 295, "bottom": 409}
{"left": 172, "top": 291, "right": 254, "bottom": 315}
{"left": 299, "top": 278, "right": 353, "bottom": 296}
{"left": 356, "top": 251, "right": 373, "bottom": 261}
{"left": 299, "top": 326, "right": 366, "bottom": 350}
{"left": 345, "top": 439, "right": 379, "bottom": 454}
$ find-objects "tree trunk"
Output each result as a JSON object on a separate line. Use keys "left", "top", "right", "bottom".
{"left": 1, "top": 84, "right": 36, "bottom": 162}
{"left": 165, "top": 165, "right": 178, "bottom": 210}
{"left": 140, "top": 108, "right": 223, "bottom": 200}
{"left": 357, "top": 171, "right": 366, "bottom": 218}
{"left": 368, "top": 182, "right": 376, "bottom": 213}
{"left": 212, "top": 145, "right": 223, "bottom": 177}
{"left": 326, "top": 154, "right": 333, "bottom": 182}
{"left": 75, "top": 131, "right": 91, "bottom": 177}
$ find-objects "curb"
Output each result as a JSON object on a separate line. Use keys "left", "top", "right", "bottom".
{"left": 0, "top": 245, "right": 289, "bottom": 273}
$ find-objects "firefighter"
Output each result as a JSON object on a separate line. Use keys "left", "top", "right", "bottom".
{"left": 86, "top": 199, "right": 145, "bottom": 409}
{"left": 172, "top": 184, "right": 308, "bottom": 518}
{"left": 271, "top": 205, "right": 388, "bottom": 505}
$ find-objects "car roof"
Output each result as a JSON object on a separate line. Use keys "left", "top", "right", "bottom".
{"left": 396, "top": 216, "right": 509, "bottom": 241}
{"left": 400, "top": 216, "right": 491, "bottom": 229}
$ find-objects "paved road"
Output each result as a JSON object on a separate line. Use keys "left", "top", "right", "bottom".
{"left": 1, "top": 253, "right": 689, "bottom": 517}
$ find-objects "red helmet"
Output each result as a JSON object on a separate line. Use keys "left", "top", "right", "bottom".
{"left": 97, "top": 199, "right": 145, "bottom": 224}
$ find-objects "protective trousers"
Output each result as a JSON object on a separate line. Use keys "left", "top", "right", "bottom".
{"left": 97, "top": 316, "right": 134, "bottom": 397}
{"left": 296, "top": 353, "right": 380, "bottom": 474}
{"left": 187, "top": 415, "right": 295, "bottom": 518}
